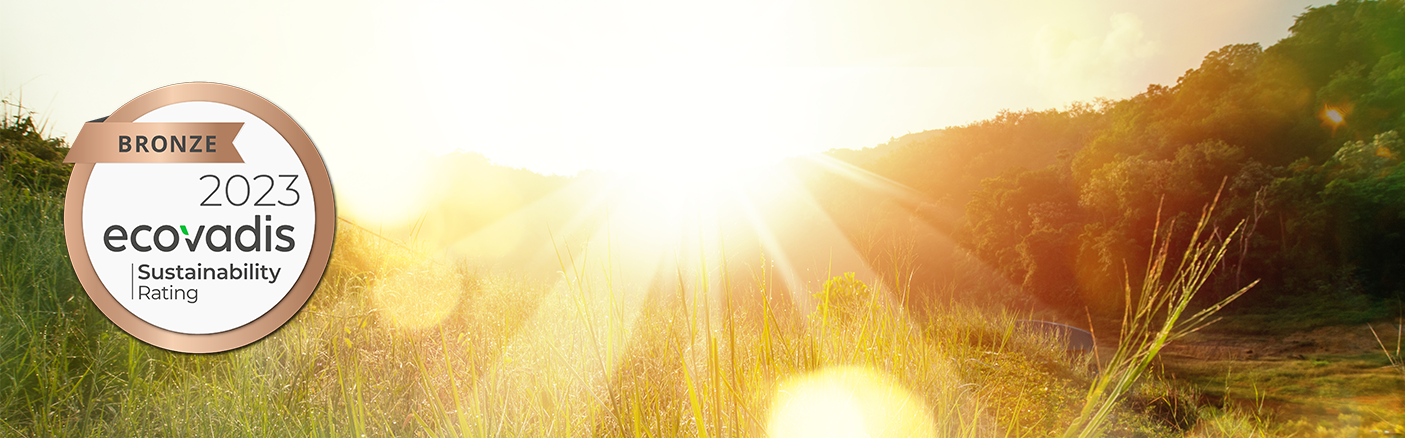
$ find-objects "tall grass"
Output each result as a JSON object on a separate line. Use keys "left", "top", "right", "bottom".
{"left": 1062, "top": 196, "right": 1257, "bottom": 438}
{"left": 1368, "top": 319, "right": 1403, "bottom": 379}
{"left": 0, "top": 171, "right": 1258, "bottom": 436}
{"left": 0, "top": 179, "right": 108, "bottom": 435}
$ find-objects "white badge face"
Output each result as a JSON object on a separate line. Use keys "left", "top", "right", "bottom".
{"left": 81, "top": 102, "right": 316, "bottom": 335}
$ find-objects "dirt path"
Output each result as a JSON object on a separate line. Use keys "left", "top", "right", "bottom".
{"left": 1162, "top": 322, "right": 1403, "bottom": 361}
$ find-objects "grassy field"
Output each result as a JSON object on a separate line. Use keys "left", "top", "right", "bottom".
{"left": 0, "top": 174, "right": 1289, "bottom": 437}
{"left": 0, "top": 101, "right": 1394, "bottom": 436}
{"left": 1158, "top": 326, "right": 1405, "bottom": 436}
{"left": 1166, "top": 352, "right": 1403, "bottom": 433}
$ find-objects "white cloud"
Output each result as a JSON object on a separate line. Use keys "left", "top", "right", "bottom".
{"left": 1031, "top": 12, "right": 1158, "bottom": 106}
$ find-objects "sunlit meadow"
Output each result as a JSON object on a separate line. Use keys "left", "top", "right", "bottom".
{"left": 6, "top": 1, "right": 1405, "bottom": 434}
{"left": 2, "top": 134, "right": 1280, "bottom": 437}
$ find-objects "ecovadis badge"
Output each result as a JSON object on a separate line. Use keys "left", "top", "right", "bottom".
{"left": 63, "top": 83, "right": 334, "bottom": 353}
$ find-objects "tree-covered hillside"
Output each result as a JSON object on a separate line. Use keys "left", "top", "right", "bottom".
{"left": 816, "top": 0, "right": 1405, "bottom": 318}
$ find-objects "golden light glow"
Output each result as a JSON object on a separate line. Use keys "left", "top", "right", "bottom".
{"left": 350, "top": 146, "right": 1013, "bottom": 326}
{"left": 767, "top": 366, "right": 935, "bottom": 438}
{"left": 337, "top": 153, "right": 436, "bottom": 226}
{"left": 369, "top": 259, "right": 465, "bottom": 330}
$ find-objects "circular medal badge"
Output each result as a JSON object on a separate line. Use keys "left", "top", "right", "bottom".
{"left": 64, "top": 83, "right": 334, "bottom": 353}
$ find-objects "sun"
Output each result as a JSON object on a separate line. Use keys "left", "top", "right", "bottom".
{"left": 613, "top": 149, "right": 778, "bottom": 203}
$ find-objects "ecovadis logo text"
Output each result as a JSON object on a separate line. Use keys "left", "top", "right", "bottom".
{"left": 63, "top": 83, "right": 334, "bottom": 353}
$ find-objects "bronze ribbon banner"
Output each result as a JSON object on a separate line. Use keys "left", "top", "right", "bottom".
{"left": 64, "top": 122, "right": 245, "bottom": 163}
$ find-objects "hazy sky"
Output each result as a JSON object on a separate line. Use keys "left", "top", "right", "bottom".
{"left": 3, "top": 0, "right": 1321, "bottom": 212}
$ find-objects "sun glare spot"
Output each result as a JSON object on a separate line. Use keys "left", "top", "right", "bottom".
{"left": 767, "top": 366, "right": 935, "bottom": 438}
{"left": 1320, "top": 105, "right": 1348, "bottom": 130}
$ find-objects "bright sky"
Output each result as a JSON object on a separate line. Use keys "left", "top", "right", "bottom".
{"left": 3, "top": 0, "right": 1321, "bottom": 214}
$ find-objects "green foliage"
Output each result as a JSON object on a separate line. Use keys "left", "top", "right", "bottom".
{"left": 964, "top": 163, "right": 1082, "bottom": 308}
{"left": 0, "top": 102, "right": 70, "bottom": 195}
{"left": 0, "top": 171, "right": 126, "bottom": 435}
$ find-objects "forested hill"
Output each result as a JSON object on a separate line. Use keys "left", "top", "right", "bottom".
{"left": 817, "top": 0, "right": 1405, "bottom": 316}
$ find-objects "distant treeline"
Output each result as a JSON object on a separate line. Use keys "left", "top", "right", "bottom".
{"left": 814, "top": 0, "right": 1405, "bottom": 315}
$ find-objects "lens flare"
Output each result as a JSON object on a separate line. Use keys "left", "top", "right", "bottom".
{"left": 767, "top": 366, "right": 935, "bottom": 438}
{"left": 1323, "top": 107, "right": 1344, "bottom": 125}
